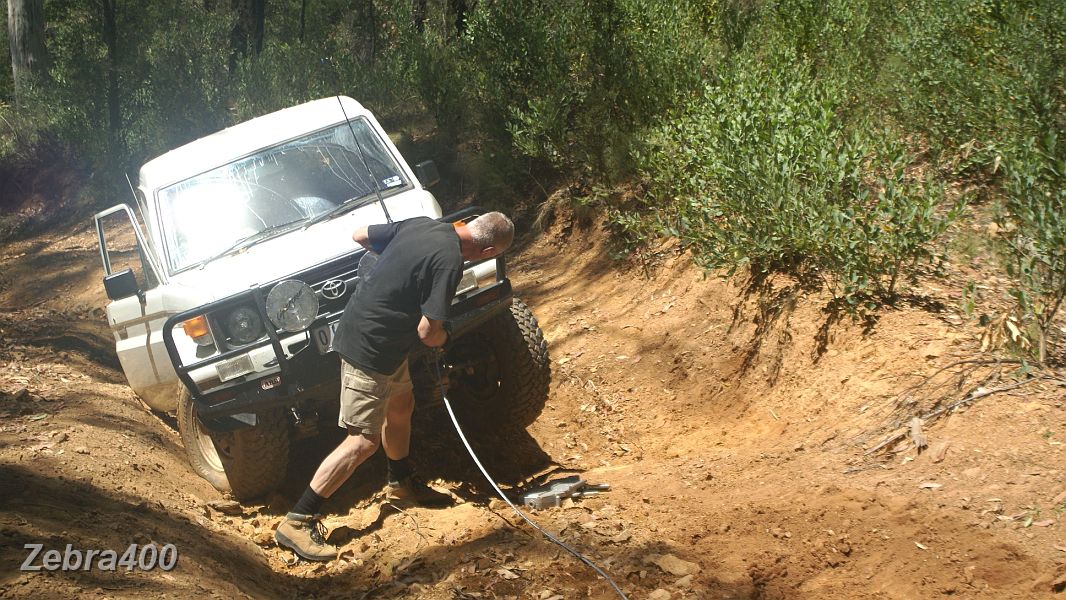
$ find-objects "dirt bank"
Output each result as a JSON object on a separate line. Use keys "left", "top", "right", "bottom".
{"left": 1, "top": 208, "right": 1064, "bottom": 599}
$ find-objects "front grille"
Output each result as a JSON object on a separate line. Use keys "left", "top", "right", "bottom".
{"left": 287, "top": 252, "right": 362, "bottom": 318}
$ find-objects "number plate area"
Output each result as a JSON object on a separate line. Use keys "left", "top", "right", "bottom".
{"left": 313, "top": 320, "right": 341, "bottom": 354}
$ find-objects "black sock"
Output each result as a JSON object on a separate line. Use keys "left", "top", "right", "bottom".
{"left": 290, "top": 486, "right": 325, "bottom": 516}
{"left": 387, "top": 457, "right": 413, "bottom": 485}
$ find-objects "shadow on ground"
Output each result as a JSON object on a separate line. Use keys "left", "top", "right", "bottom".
{"left": 278, "top": 406, "right": 556, "bottom": 517}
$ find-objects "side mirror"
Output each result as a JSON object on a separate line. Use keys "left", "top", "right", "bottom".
{"left": 104, "top": 268, "right": 141, "bottom": 301}
{"left": 414, "top": 160, "right": 440, "bottom": 189}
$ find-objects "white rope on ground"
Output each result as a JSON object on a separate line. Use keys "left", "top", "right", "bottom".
{"left": 434, "top": 361, "right": 629, "bottom": 600}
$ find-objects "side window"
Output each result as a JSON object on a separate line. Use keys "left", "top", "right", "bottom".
{"left": 97, "top": 205, "right": 160, "bottom": 291}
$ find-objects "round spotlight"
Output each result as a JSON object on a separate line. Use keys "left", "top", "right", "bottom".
{"left": 265, "top": 279, "right": 319, "bottom": 333}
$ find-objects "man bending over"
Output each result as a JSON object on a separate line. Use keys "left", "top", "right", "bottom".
{"left": 275, "top": 211, "right": 515, "bottom": 561}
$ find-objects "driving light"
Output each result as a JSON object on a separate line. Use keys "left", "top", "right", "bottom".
{"left": 265, "top": 279, "right": 319, "bottom": 332}
{"left": 182, "top": 315, "right": 214, "bottom": 346}
{"left": 224, "top": 305, "right": 265, "bottom": 346}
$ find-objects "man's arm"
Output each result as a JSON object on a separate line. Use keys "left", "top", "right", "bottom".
{"left": 352, "top": 226, "right": 372, "bottom": 250}
{"left": 417, "top": 315, "right": 448, "bottom": 347}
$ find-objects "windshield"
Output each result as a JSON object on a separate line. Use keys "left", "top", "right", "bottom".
{"left": 158, "top": 119, "right": 409, "bottom": 272}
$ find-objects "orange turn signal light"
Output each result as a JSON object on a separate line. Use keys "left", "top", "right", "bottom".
{"left": 182, "top": 315, "right": 210, "bottom": 339}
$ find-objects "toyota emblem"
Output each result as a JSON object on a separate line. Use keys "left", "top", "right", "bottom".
{"left": 321, "top": 279, "right": 347, "bottom": 300}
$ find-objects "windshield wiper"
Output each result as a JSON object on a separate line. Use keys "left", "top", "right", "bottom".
{"left": 303, "top": 194, "right": 377, "bottom": 229}
{"left": 196, "top": 218, "right": 307, "bottom": 269}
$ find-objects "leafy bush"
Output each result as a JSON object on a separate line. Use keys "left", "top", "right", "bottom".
{"left": 884, "top": 0, "right": 1016, "bottom": 156}
{"left": 457, "top": 0, "right": 706, "bottom": 179}
{"left": 881, "top": 0, "right": 1066, "bottom": 359}
{"left": 999, "top": 133, "right": 1066, "bottom": 363}
{"left": 636, "top": 43, "right": 955, "bottom": 309}
{"left": 233, "top": 1, "right": 419, "bottom": 124}
{"left": 0, "top": 0, "right": 1059, "bottom": 342}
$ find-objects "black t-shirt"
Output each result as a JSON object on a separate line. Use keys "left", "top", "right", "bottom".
{"left": 332, "top": 217, "right": 463, "bottom": 374}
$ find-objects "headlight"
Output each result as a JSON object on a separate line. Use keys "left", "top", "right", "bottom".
{"left": 224, "top": 305, "right": 265, "bottom": 345}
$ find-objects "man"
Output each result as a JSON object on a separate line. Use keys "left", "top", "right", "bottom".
{"left": 274, "top": 211, "right": 515, "bottom": 561}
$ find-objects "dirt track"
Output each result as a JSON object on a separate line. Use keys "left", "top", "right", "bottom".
{"left": 1, "top": 209, "right": 1065, "bottom": 599}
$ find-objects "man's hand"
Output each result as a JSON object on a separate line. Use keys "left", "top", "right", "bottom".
{"left": 352, "top": 226, "right": 372, "bottom": 250}
{"left": 417, "top": 316, "right": 448, "bottom": 348}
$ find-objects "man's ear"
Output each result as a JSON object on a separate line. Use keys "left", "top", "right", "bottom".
{"left": 480, "top": 245, "right": 496, "bottom": 258}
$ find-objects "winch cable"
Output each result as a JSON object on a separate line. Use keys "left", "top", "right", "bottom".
{"left": 433, "top": 360, "right": 629, "bottom": 600}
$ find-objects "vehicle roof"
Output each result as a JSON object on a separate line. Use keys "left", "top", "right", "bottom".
{"left": 138, "top": 96, "right": 369, "bottom": 192}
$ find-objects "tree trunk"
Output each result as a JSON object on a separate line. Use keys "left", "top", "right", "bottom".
{"left": 230, "top": 0, "right": 266, "bottom": 72}
{"left": 353, "top": 0, "right": 378, "bottom": 65}
{"left": 451, "top": 0, "right": 468, "bottom": 36}
{"left": 252, "top": 0, "right": 266, "bottom": 54}
{"left": 412, "top": 0, "right": 427, "bottom": 34}
{"left": 299, "top": 0, "right": 306, "bottom": 42}
{"left": 101, "top": 0, "right": 121, "bottom": 154}
{"left": 7, "top": 0, "right": 50, "bottom": 99}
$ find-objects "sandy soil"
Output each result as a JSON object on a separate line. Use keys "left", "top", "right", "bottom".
{"left": 0, "top": 204, "right": 1064, "bottom": 599}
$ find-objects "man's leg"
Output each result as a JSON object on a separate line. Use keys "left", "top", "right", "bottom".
{"left": 277, "top": 359, "right": 390, "bottom": 561}
{"left": 382, "top": 360, "right": 416, "bottom": 485}
{"left": 381, "top": 385, "right": 454, "bottom": 508}
{"left": 312, "top": 428, "right": 381, "bottom": 498}
{"left": 381, "top": 388, "right": 414, "bottom": 464}
{"left": 276, "top": 428, "right": 379, "bottom": 561}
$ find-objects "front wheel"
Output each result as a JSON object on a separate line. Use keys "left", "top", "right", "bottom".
{"left": 444, "top": 298, "right": 551, "bottom": 428}
{"left": 176, "top": 388, "right": 290, "bottom": 500}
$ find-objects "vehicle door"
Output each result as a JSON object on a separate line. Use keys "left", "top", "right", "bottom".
{"left": 94, "top": 203, "right": 175, "bottom": 409}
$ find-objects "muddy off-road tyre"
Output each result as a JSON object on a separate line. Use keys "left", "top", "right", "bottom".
{"left": 176, "top": 389, "right": 289, "bottom": 500}
{"left": 444, "top": 298, "right": 550, "bottom": 429}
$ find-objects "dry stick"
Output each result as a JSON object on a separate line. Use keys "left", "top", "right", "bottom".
{"left": 0, "top": 298, "right": 49, "bottom": 312}
{"left": 920, "top": 377, "right": 1047, "bottom": 421}
{"left": 383, "top": 502, "right": 430, "bottom": 550}
{"left": 895, "top": 358, "right": 1020, "bottom": 401}
{"left": 868, "top": 377, "right": 1046, "bottom": 456}
{"left": 861, "top": 375, "right": 1044, "bottom": 456}
{"left": 864, "top": 427, "right": 908, "bottom": 456}
{"left": 922, "top": 364, "right": 1002, "bottom": 418}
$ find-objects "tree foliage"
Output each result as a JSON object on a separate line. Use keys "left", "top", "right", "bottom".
{"left": 0, "top": 0, "right": 1062, "bottom": 357}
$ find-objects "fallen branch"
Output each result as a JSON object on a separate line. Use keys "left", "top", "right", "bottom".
{"left": 866, "top": 376, "right": 1050, "bottom": 456}
{"left": 844, "top": 463, "right": 891, "bottom": 474}
{"left": 920, "top": 377, "right": 1047, "bottom": 421}
{"left": 895, "top": 358, "right": 1020, "bottom": 402}
{"left": 0, "top": 298, "right": 49, "bottom": 312}
{"left": 864, "top": 427, "right": 907, "bottom": 456}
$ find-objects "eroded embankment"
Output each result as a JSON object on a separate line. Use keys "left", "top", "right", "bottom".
{"left": 1, "top": 213, "right": 1064, "bottom": 599}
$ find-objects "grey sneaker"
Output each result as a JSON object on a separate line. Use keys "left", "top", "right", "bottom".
{"left": 386, "top": 476, "right": 455, "bottom": 508}
{"left": 274, "top": 513, "right": 337, "bottom": 562}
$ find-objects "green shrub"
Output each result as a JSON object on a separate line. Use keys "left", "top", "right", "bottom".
{"left": 458, "top": 0, "right": 706, "bottom": 179}
{"left": 636, "top": 46, "right": 955, "bottom": 309}
{"left": 883, "top": 0, "right": 1066, "bottom": 359}
{"left": 999, "top": 133, "right": 1066, "bottom": 363}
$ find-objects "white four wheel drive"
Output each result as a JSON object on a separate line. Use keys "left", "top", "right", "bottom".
{"left": 93, "top": 96, "right": 550, "bottom": 500}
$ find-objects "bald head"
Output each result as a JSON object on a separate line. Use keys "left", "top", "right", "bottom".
{"left": 457, "top": 211, "right": 514, "bottom": 261}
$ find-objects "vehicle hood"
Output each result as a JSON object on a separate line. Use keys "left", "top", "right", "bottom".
{"left": 164, "top": 194, "right": 437, "bottom": 302}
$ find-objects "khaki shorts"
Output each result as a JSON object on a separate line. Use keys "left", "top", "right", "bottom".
{"left": 338, "top": 358, "right": 413, "bottom": 432}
